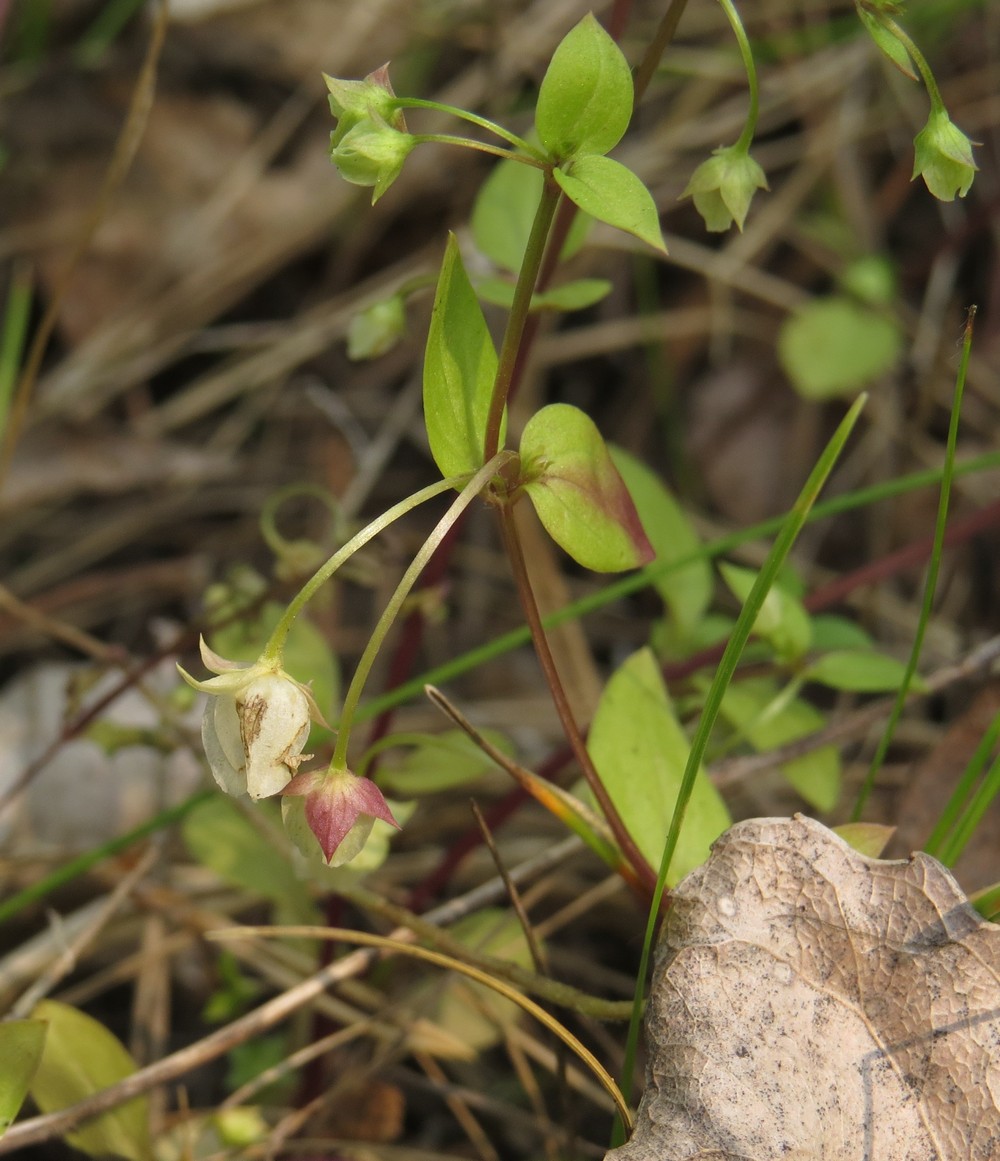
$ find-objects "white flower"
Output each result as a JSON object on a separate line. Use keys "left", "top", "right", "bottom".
{"left": 178, "top": 639, "right": 324, "bottom": 800}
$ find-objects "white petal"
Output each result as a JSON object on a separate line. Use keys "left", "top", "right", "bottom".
{"left": 201, "top": 696, "right": 246, "bottom": 797}
{"left": 238, "top": 675, "right": 311, "bottom": 800}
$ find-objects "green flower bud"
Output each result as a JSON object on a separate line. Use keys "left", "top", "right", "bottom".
{"left": 323, "top": 64, "right": 404, "bottom": 147}
{"left": 329, "top": 115, "right": 415, "bottom": 203}
{"left": 912, "top": 108, "right": 977, "bottom": 201}
{"left": 347, "top": 295, "right": 407, "bottom": 360}
{"left": 681, "top": 144, "right": 768, "bottom": 233}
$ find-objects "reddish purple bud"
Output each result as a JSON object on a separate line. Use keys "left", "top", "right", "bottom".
{"left": 283, "top": 767, "right": 399, "bottom": 865}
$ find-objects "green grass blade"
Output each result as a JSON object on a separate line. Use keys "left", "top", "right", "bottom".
{"left": 0, "top": 266, "right": 32, "bottom": 444}
{"left": 939, "top": 751, "right": 1000, "bottom": 867}
{"left": 851, "top": 309, "right": 975, "bottom": 821}
{"left": 924, "top": 710, "right": 1000, "bottom": 859}
{"left": 613, "top": 394, "right": 867, "bottom": 1145}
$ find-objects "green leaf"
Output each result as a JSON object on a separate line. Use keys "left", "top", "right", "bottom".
{"left": 471, "top": 158, "right": 590, "bottom": 274}
{"left": 535, "top": 14, "right": 633, "bottom": 159}
{"left": 588, "top": 649, "right": 730, "bottom": 883}
{"left": 554, "top": 156, "right": 666, "bottom": 253}
{"left": 857, "top": 8, "right": 917, "bottom": 80}
{"left": 805, "top": 649, "right": 915, "bottom": 692}
{"left": 0, "top": 1020, "right": 46, "bottom": 1137}
{"left": 182, "top": 796, "right": 318, "bottom": 925}
{"left": 520, "top": 403, "right": 654, "bottom": 572}
{"left": 720, "top": 562, "right": 812, "bottom": 662}
{"left": 423, "top": 233, "right": 500, "bottom": 478}
{"left": 609, "top": 447, "right": 711, "bottom": 636}
{"left": 809, "top": 614, "right": 873, "bottom": 651}
{"left": 778, "top": 297, "right": 902, "bottom": 400}
{"left": 840, "top": 255, "right": 896, "bottom": 308}
{"left": 30, "top": 1000, "right": 151, "bottom": 1161}
{"left": 718, "top": 677, "right": 840, "bottom": 810}
{"left": 833, "top": 821, "right": 895, "bottom": 858}
{"left": 476, "top": 277, "right": 611, "bottom": 312}
{"left": 377, "top": 728, "right": 514, "bottom": 795}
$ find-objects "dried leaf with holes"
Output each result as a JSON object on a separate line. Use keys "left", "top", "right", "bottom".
{"left": 610, "top": 815, "right": 1000, "bottom": 1161}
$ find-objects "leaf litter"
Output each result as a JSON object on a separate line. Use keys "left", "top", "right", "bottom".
{"left": 612, "top": 815, "right": 1000, "bottom": 1161}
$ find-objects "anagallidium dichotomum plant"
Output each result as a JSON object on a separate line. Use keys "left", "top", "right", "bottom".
{"left": 180, "top": 7, "right": 976, "bottom": 872}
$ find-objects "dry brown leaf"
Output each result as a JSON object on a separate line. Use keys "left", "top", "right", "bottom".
{"left": 611, "top": 815, "right": 1000, "bottom": 1161}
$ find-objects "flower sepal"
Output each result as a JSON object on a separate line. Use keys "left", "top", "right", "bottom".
{"left": 282, "top": 766, "right": 400, "bottom": 866}
{"left": 324, "top": 64, "right": 404, "bottom": 146}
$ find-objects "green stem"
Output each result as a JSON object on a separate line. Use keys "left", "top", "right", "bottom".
{"left": 395, "top": 97, "right": 547, "bottom": 160}
{"left": 331, "top": 453, "right": 514, "bottom": 769}
{"left": 497, "top": 504, "right": 658, "bottom": 893}
{"left": 876, "top": 12, "right": 946, "bottom": 110}
{"left": 851, "top": 309, "right": 973, "bottom": 821}
{"left": 613, "top": 394, "right": 867, "bottom": 1146}
{"left": 717, "top": 0, "right": 760, "bottom": 153}
{"left": 483, "top": 176, "right": 562, "bottom": 464}
{"left": 411, "top": 133, "right": 546, "bottom": 166}
{"left": 262, "top": 475, "right": 465, "bottom": 664}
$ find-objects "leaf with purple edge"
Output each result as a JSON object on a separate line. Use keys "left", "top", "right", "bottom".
{"left": 520, "top": 403, "right": 654, "bottom": 573}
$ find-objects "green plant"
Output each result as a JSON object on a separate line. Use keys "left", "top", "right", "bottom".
{"left": 3, "top": 3, "right": 991, "bottom": 1155}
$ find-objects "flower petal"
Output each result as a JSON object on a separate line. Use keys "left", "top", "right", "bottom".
{"left": 238, "top": 675, "right": 312, "bottom": 799}
{"left": 202, "top": 697, "right": 246, "bottom": 797}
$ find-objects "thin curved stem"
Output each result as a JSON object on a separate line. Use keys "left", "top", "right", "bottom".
{"left": 332, "top": 453, "right": 515, "bottom": 769}
{"left": 876, "top": 12, "right": 945, "bottom": 110}
{"left": 412, "top": 134, "right": 546, "bottom": 166}
{"left": 262, "top": 476, "right": 464, "bottom": 664}
{"left": 717, "top": 0, "right": 760, "bottom": 153}
{"left": 395, "top": 97, "right": 546, "bottom": 159}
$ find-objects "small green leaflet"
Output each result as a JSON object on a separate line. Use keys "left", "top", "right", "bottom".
{"left": 30, "top": 1000, "right": 151, "bottom": 1161}
{"left": 554, "top": 156, "right": 666, "bottom": 253}
{"left": 588, "top": 648, "right": 731, "bottom": 884}
{"left": 424, "top": 234, "right": 502, "bottom": 478}
{"left": 520, "top": 403, "right": 653, "bottom": 573}
{"left": 778, "top": 297, "right": 901, "bottom": 400}
{"left": 535, "top": 14, "right": 633, "bottom": 160}
{"left": 0, "top": 1019, "right": 46, "bottom": 1137}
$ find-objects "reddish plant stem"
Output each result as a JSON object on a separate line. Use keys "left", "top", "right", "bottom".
{"left": 498, "top": 504, "right": 658, "bottom": 894}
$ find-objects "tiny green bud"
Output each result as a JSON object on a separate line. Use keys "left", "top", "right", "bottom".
{"left": 912, "top": 108, "right": 977, "bottom": 201}
{"left": 347, "top": 295, "right": 407, "bottom": 360}
{"left": 329, "top": 115, "right": 415, "bottom": 202}
{"left": 681, "top": 144, "right": 768, "bottom": 233}
{"left": 323, "top": 63, "right": 404, "bottom": 147}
